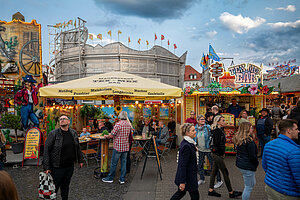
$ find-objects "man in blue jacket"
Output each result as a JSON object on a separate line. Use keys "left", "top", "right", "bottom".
{"left": 262, "top": 119, "right": 300, "bottom": 199}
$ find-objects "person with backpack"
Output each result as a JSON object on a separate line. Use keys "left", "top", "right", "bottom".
{"left": 208, "top": 115, "right": 242, "bottom": 198}
{"left": 195, "top": 115, "right": 222, "bottom": 188}
{"left": 256, "top": 108, "right": 273, "bottom": 157}
{"left": 233, "top": 122, "right": 258, "bottom": 200}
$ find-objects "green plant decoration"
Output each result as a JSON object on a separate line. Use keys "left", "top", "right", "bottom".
{"left": 208, "top": 81, "right": 222, "bottom": 95}
{"left": 0, "top": 114, "right": 21, "bottom": 142}
{"left": 2, "top": 129, "right": 13, "bottom": 143}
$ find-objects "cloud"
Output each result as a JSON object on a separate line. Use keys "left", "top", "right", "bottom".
{"left": 93, "top": 18, "right": 121, "bottom": 28}
{"left": 268, "top": 20, "right": 300, "bottom": 28}
{"left": 276, "top": 5, "right": 296, "bottom": 12}
{"left": 219, "top": 12, "right": 266, "bottom": 34}
{"left": 93, "top": 0, "right": 198, "bottom": 21}
{"left": 206, "top": 30, "right": 217, "bottom": 38}
{"left": 265, "top": 7, "right": 273, "bottom": 11}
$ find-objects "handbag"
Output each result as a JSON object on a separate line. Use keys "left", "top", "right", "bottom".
{"left": 38, "top": 172, "right": 56, "bottom": 200}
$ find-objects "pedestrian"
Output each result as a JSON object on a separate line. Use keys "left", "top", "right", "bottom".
{"left": 43, "top": 115, "right": 84, "bottom": 200}
{"left": 170, "top": 123, "right": 199, "bottom": 200}
{"left": 205, "top": 111, "right": 214, "bottom": 126}
{"left": 195, "top": 115, "right": 222, "bottom": 188}
{"left": 262, "top": 119, "right": 300, "bottom": 199}
{"left": 208, "top": 115, "right": 242, "bottom": 198}
{"left": 186, "top": 111, "right": 197, "bottom": 126}
{"left": 233, "top": 122, "right": 258, "bottom": 200}
{"left": 256, "top": 108, "right": 273, "bottom": 157}
{"left": 0, "top": 171, "right": 19, "bottom": 200}
{"left": 227, "top": 98, "right": 242, "bottom": 118}
{"left": 0, "top": 131, "right": 6, "bottom": 170}
{"left": 155, "top": 121, "right": 169, "bottom": 146}
{"left": 168, "top": 116, "right": 176, "bottom": 136}
{"left": 288, "top": 100, "right": 300, "bottom": 145}
{"left": 238, "top": 110, "right": 250, "bottom": 126}
{"left": 271, "top": 101, "right": 284, "bottom": 137}
{"left": 102, "top": 111, "right": 132, "bottom": 184}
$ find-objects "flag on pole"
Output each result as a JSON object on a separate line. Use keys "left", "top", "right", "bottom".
{"left": 174, "top": 44, "right": 177, "bottom": 49}
{"left": 291, "top": 59, "right": 296, "bottom": 63}
{"left": 146, "top": 40, "right": 149, "bottom": 45}
{"left": 155, "top": 34, "right": 157, "bottom": 40}
{"left": 118, "top": 30, "right": 122, "bottom": 35}
{"left": 68, "top": 20, "right": 73, "bottom": 26}
{"left": 208, "top": 44, "right": 220, "bottom": 61}
{"left": 89, "top": 34, "right": 93, "bottom": 40}
{"left": 200, "top": 53, "right": 207, "bottom": 70}
{"left": 168, "top": 40, "right": 170, "bottom": 46}
{"left": 74, "top": 19, "right": 76, "bottom": 28}
{"left": 97, "top": 34, "right": 102, "bottom": 40}
{"left": 161, "top": 35, "right": 165, "bottom": 40}
{"left": 138, "top": 38, "right": 141, "bottom": 44}
{"left": 108, "top": 30, "right": 112, "bottom": 37}
{"left": 128, "top": 37, "right": 131, "bottom": 43}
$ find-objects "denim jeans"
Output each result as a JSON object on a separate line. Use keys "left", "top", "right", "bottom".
{"left": 257, "top": 134, "right": 270, "bottom": 155}
{"left": 0, "top": 161, "right": 4, "bottom": 170}
{"left": 21, "top": 103, "right": 39, "bottom": 129}
{"left": 240, "top": 169, "right": 256, "bottom": 200}
{"left": 107, "top": 149, "right": 127, "bottom": 182}
{"left": 198, "top": 151, "right": 221, "bottom": 182}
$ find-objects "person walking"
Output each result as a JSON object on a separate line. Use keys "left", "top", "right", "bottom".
{"left": 102, "top": 111, "right": 132, "bottom": 184}
{"left": 271, "top": 102, "right": 284, "bottom": 137}
{"left": 43, "top": 115, "right": 84, "bottom": 200}
{"left": 0, "top": 131, "right": 6, "bottom": 170}
{"left": 208, "top": 115, "right": 242, "bottom": 198}
{"left": 170, "top": 123, "right": 199, "bottom": 200}
{"left": 256, "top": 108, "right": 273, "bottom": 157}
{"left": 195, "top": 115, "right": 222, "bottom": 188}
{"left": 262, "top": 119, "right": 300, "bottom": 199}
{"left": 233, "top": 122, "right": 258, "bottom": 200}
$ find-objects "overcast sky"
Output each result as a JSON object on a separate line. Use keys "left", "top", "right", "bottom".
{"left": 2, "top": 0, "right": 299, "bottom": 72}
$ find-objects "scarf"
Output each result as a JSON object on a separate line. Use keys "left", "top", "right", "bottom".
{"left": 184, "top": 136, "right": 197, "bottom": 146}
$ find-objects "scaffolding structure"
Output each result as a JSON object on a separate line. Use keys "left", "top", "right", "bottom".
{"left": 47, "top": 17, "right": 88, "bottom": 82}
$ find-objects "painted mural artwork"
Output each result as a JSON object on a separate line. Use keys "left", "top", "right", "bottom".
{"left": 228, "top": 63, "right": 262, "bottom": 84}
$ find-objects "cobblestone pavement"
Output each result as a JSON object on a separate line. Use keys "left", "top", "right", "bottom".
{"left": 5, "top": 156, "right": 137, "bottom": 200}
{"left": 155, "top": 149, "right": 267, "bottom": 200}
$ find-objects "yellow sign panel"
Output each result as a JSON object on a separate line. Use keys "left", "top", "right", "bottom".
{"left": 185, "top": 96, "right": 195, "bottom": 120}
{"left": 255, "top": 96, "right": 264, "bottom": 111}
{"left": 24, "top": 127, "right": 41, "bottom": 159}
{"left": 222, "top": 113, "right": 235, "bottom": 126}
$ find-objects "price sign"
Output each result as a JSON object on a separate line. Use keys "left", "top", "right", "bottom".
{"left": 22, "top": 127, "right": 41, "bottom": 167}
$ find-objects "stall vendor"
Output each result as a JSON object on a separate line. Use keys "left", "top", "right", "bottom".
{"left": 227, "top": 98, "right": 242, "bottom": 118}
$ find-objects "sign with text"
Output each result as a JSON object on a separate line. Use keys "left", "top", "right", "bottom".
{"left": 209, "top": 62, "right": 224, "bottom": 82}
{"left": 185, "top": 96, "right": 195, "bottom": 120}
{"left": 221, "top": 113, "right": 235, "bottom": 126}
{"left": 228, "top": 63, "right": 262, "bottom": 84}
{"left": 23, "top": 127, "right": 41, "bottom": 167}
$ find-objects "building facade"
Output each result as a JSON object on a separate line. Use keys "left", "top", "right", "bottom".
{"left": 183, "top": 65, "right": 202, "bottom": 88}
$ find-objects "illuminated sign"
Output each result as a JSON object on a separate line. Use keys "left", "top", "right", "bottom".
{"left": 228, "top": 63, "right": 261, "bottom": 84}
{"left": 209, "top": 62, "right": 224, "bottom": 82}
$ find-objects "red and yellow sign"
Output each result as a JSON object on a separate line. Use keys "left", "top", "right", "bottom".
{"left": 24, "top": 127, "right": 41, "bottom": 159}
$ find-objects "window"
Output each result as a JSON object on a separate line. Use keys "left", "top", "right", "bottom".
{"left": 194, "top": 74, "right": 197, "bottom": 79}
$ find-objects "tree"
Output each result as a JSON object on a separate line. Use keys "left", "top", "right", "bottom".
{"left": 0, "top": 114, "right": 21, "bottom": 142}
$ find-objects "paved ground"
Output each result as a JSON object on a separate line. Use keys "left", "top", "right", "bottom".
{"left": 6, "top": 148, "right": 267, "bottom": 200}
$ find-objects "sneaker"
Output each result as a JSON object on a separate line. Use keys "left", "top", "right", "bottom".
{"left": 214, "top": 181, "right": 223, "bottom": 189}
{"left": 102, "top": 178, "right": 113, "bottom": 183}
{"left": 229, "top": 191, "right": 242, "bottom": 198}
{"left": 198, "top": 180, "right": 205, "bottom": 185}
{"left": 208, "top": 190, "right": 221, "bottom": 197}
{"left": 119, "top": 180, "right": 125, "bottom": 184}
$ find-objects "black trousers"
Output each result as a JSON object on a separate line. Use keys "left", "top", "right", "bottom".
{"left": 51, "top": 166, "right": 74, "bottom": 200}
{"left": 170, "top": 188, "right": 199, "bottom": 200}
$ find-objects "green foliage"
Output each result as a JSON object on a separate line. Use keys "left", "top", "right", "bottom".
{"left": 101, "top": 130, "right": 109, "bottom": 136}
{"left": 80, "top": 105, "right": 103, "bottom": 126}
{"left": 0, "top": 114, "right": 21, "bottom": 142}
{"left": 2, "top": 129, "right": 13, "bottom": 143}
{"left": 46, "top": 115, "right": 56, "bottom": 136}
{"left": 4, "top": 36, "right": 18, "bottom": 51}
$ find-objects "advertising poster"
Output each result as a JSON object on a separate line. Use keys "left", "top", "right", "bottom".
{"left": 143, "top": 107, "right": 152, "bottom": 118}
{"left": 23, "top": 128, "right": 41, "bottom": 159}
{"left": 222, "top": 113, "right": 235, "bottom": 126}
{"left": 159, "top": 106, "right": 169, "bottom": 119}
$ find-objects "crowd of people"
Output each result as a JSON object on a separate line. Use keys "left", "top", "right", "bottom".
{"left": 172, "top": 100, "right": 300, "bottom": 200}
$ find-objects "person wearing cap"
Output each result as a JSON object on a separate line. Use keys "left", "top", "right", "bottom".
{"left": 227, "top": 98, "right": 242, "bottom": 118}
{"left": 14, "top": 75, "right": 41, "bottom": 129}
{"left": 256, "top": 108, "right": 273, "bottom": 157}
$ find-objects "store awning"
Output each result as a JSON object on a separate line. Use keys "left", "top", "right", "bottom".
{"left": 39, "top": 71, "right": 182, "bottom": 100}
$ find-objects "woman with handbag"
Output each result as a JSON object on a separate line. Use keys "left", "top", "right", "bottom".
{"left": 208, "top": 115, "right": 242, "bottom": 198}
{"left": 233, "top": 122, "right": 258, "bottom": 200}
{"left": 171, "top": 123, "right": 199, "bottom": 200}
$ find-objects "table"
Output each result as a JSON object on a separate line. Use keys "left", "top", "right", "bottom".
{"left": 133, "top": 136, "right": 151, "bottom": 154}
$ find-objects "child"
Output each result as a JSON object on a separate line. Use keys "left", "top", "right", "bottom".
{"left": 0, "top": 131, "right": 6, "bottom": 170}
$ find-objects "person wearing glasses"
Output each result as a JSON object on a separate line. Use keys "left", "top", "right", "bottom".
{"left": 186, "top": 111, "right": 197, "bottom": 126}
{"left": 43, "top": 115, "right": 83, "bottom": 200}
{"left": 208, "top": 115, "right": 242, "bottom": 198}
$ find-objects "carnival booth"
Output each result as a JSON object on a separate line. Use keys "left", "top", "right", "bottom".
{"left": 183, "top": 63, "right": 277, "bottom": 153}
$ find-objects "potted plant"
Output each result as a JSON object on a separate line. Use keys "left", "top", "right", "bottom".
{"left": 0, "top": 114, "right": 23, "bottom": 154}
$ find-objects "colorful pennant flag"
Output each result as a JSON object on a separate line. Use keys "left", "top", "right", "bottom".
{"left": 128, "top": 37, "right": 131, "bottom": 43}
{"left": 74, "top": 20, "right": 76, "bottom": 28}
{"left": 155, "top": 34, "right": 157, "bottom": 40}
{"left": 89, "top": 34, "right": 93, "bottom": 40}
{"left": 208, "top": 44, "right": 220, "bottom": 61}
{"left": 97, "top": 34, "right": 102, "bottom": 40}
{"left": 161, "top": 35, "right": 165, "bottom": 40}
{"left": 146, "top": 40, "right": 149, "bottom": 45}
{"left": 168, "top": 40, "right": 170, "bottom": 46}
{"left": 138, "top": 38, "right": 141, "bottom": 44}
{"left": 174, "top": 44, "right": 177, "bottom": 49}
{"left": 200, "top": 53, "right": 207, "bottom": 70}
{"left": 108, "top": 30, "right": 112, "bottom": 37}
{"left": 118, "top": 30, "right": 122, "bottom": 35}
{"left": 68, "top": 20, "right": 73, "bottom": 26}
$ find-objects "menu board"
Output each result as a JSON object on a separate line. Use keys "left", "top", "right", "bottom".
{"left": 248, "top": 116, "right": 256, "bottom": 126}
{"left": 221, "top": 113, "right": 235, "bottom": 126}
{"left": 23, "top": 128, "right": 41, "bottom": 162}
{"left": 185, "top": 96, "right": 195, "bottom": 120}
{"left": 255, "top": 96, "right": 264, "bottom": 111}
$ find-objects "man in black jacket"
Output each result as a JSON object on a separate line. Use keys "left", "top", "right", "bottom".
{"left": 43, "top": 115, "right": 83, "bottom": 200}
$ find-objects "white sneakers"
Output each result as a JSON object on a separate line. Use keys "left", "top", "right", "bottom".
{"left": 198, "top": 180, "right": 205, "bottom": 185}
{"left": 214, "top": 181, "right": 223, "bottom": 189}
